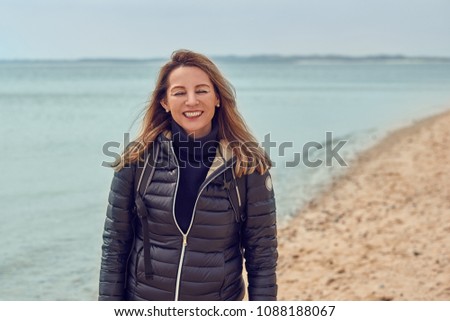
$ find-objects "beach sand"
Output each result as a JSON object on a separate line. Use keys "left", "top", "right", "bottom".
{"left": 277, "top": 109, "right": 450, "bottom": 300}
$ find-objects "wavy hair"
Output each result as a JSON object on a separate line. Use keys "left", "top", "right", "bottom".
{"left": 114, "top": 49, "right": 271, "bottom": 176}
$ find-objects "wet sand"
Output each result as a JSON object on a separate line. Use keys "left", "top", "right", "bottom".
{"left": 277, "top": 109, "right": 450, "bottom": 300}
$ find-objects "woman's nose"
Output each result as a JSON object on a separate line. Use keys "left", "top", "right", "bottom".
{"left": 185, "top": 92, "right": 199, "bottom": 106}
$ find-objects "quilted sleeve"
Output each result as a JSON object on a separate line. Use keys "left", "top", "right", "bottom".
{"left": 242, "top": 170, "right": 278, "bottom": 301}
{"left": 98, "top": 163, "right": 135, "bottom": 300}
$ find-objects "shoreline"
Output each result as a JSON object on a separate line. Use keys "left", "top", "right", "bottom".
{"left": 277, "top": 109, "right": 450, "bottom": 300}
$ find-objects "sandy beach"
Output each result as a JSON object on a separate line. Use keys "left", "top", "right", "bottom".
{"left": 277, "top": 109, "right": 450, "bottom": 300}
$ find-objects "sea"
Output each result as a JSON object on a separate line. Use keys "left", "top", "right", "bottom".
{"left": 1, "top": 57, "right": 450, "bottom": 300}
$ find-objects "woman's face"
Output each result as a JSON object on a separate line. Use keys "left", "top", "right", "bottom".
{"left": 162, "top": 66, "right": 219, "bottom": 138}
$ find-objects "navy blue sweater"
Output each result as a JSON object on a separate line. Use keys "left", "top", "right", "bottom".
{"left": 171, "top": 119, "right": 219, "bottom": 233}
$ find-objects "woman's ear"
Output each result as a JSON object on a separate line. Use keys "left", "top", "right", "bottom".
{"left": 160, "top": 100, "right": 170, "bottom": 112}
{"left": 215, "top": 96, "right": 220, "bottom": 108}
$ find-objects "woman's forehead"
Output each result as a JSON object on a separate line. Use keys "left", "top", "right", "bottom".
{"left": 168, "top": 66, "right": 212, "bottom": 87}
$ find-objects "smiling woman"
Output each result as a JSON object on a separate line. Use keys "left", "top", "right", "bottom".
{"left": 161, "top": 66, "right": 220, "bottom": 138}
{"left": 98, "top": 49, "right": 278, "bottom": 301}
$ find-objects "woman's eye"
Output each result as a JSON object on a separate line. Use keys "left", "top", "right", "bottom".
{"left": 173, "top": 92, "right": 185, "bottom": 96}
{"left": 197, "top": 90, "right": 208, "bottom": 94}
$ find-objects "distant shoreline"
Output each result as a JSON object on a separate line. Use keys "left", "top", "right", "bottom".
{"left": 1, "top": 54, "right": 450, "bottom": 64}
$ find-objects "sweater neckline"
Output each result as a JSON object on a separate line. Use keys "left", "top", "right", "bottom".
{"left": 171, "top": 117, "right": 219, "bottom": 161}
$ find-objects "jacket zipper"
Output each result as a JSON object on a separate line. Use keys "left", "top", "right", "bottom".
{"left": 169, "top": 142, "right": 184, "bottom": 301}
{"left": 170, "top": 140, "right": 233, "bottom": 300}
{"left": 174, "top": 234, "right": 187, "bottom": 301}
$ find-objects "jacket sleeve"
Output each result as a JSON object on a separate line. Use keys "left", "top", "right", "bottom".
{"left": 98, "top": 163, "right": 136, "bottom": 300}
{"left": 242, "top": 170, "right": 278, "bottom": 301}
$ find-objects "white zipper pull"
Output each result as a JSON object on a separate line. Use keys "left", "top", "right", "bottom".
{"left": 183, "top": 234, "right": 187, "bottom": 246}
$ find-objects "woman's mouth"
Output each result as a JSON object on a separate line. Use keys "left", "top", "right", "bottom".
{"left": 183, "top": 111, "right": 203, "bottom": 118}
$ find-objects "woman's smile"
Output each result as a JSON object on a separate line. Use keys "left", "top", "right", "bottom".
{"left": 183, "top": 110, "right": 203, "bottom": 118}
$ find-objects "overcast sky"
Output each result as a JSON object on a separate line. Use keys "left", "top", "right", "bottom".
{"left": 1, "top": 0, "right": 449, "bottom": 60}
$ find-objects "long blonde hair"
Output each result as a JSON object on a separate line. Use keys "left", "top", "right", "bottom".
{"left": 114, "top": 49, "right": 271, "bottom": 176}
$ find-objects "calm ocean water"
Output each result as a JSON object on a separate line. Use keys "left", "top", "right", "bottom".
{"left": 1, "top": 59, "right": 449, "bottom": 300}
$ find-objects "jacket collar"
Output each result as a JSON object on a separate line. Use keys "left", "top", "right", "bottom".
{"left": 160, "top": 130, "right": 235, "bottom": 179}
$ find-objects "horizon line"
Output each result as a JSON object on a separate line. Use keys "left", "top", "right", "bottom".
{"left": 1, "top": 53, "right": 450, "bottom": 63}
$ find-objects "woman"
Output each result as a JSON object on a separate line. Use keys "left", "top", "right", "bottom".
{"left": 99, "top": 50, "right": 278, "bottom": 301}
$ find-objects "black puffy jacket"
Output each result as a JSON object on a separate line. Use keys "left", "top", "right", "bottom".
{"left": 99, "top": 132, "right": 278, "bottom": 301}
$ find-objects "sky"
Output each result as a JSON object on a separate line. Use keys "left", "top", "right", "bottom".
{"left": 1, "top": 0, "right": 449, "bottom": 60}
